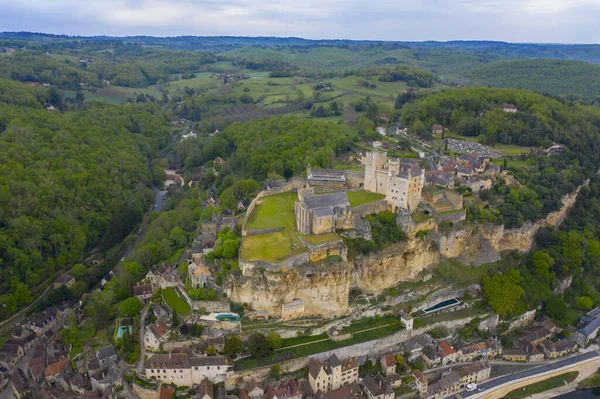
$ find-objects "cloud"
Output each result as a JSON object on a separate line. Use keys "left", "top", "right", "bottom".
{"left": 0, "top": 0, "right": 598, "bottom": 43}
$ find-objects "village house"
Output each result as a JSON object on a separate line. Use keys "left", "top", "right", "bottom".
{"left": 425, "top": 362, "right": 490, "bottom": 399}
{"left": 436, "top": 157, "right": 457, "bottom": 173}
{"left": 425, "top": 171, "right": 455, "bottom": 189}
{"left": 282, "top": 299, "right": 305, "bottom": 321}
{"left": 261, "top": 379, "right": 302, "bottom": 399}
{"left": 422, "top": 345, "right": 441, "bottom": 367}
{"left": 503, "top": 103, "right": 518, "bottom": 113}
{"left": 189, "top": 255, "right": 212, "bottom": 288}
{"left": 197, "top": 378, "right": 214, "bottom": 399}
{"left": 457, "top": 340, "right": 502, "bottom": 362}
{"left": 145, "top": 263, "right": 172, "bottom": 285}
{"left": 413, "top": 370, "right": 428, "bottom": 397}
{"left": 145, "top": 321, "right": 170, "bottom": 352}
{"left": 456, "top": 166, "right": 475, "bottom": 179}
{"left": 380, "top": 354, "right": 397, "bottom": 376}
{"left": 519, "top": 326, "right": 553, "bottom": 348}
{"left": 313, "top": 383, "right": 364, "bottom": 399}
{"left": 146, "top": 353, "right": 233, "bottom": 385}
{"left": 307, "top": 354, "right": 359, "bottom": 393}
{"left": 363, "top": 375, "right": 394, "bottom": 399}
{"left": 242, "top": 379, "right": 264, "bottom": 399}
{"left": 199, "top": 336, "right": 226, "bottom": 354}
{"left": 133, "top": 284, "right": 155, "bottom": 303}
{"left": 364, "top": 151, "right": 425, "bottom": 213}
{"left": 432, "top": 124, "right": 444, "bottom": 135}
{"left": 575, "top": 316, "right": 600, "bottom": 347}
{"left": 425, "top": 372, "right": 460, "bottom": 399}
{"left": 502, "top": 349, "right": 527, "bottom": 362}
{"left": 97, "top": 345, "right": 118, "bottom": 367}
{"left": 29, "top": 354, "right": 45, "bottom": 382}
{"left": 541, "top": 339, "right": 577, "bottom": 359}
{"left": 53, "top": 273, "right": 75, "bottom": 289}
{"left": 295, "top": 189, "right": 353, "bottom": 235}
{"left": 159, "top": 269, "right": 181, "bottom": 289}
{"left": 439, "top": 342, "right": 458, "bottom": 365}
{"left": 10, "top": 368, "right": 30, "bottom": 399}
{"left": 465, "top": 176, "right": 492, "bottom": 193}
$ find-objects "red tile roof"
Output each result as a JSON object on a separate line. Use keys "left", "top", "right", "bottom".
{"left": 439, "top": 342, "right": 456, "bottom": 357}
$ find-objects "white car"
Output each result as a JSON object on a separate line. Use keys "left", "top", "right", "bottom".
{"left": 466, "top": 384, "right": 478, "bottom": 392}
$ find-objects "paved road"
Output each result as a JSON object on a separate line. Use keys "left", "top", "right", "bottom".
{"left": 136, "top": 303, "right": 150, "bottom": 375}
{"left": 460, "top": 350, "right": 600, "bottom": 398}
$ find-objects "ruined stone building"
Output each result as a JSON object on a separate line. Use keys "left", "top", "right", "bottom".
{"left": 307, "top": 164, "right": 348, "bottom": 190}
{"left": 364, "top": 151, "right": 424, "bottom": 213}
{"left": 295, "top": 189, "right": 353, "bottom": 235}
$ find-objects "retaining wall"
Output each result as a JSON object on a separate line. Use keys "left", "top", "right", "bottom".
{"left": 245, "top": 227, "right": 284, "bottom": 237}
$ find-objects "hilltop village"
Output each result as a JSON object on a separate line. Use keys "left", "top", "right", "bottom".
{"left": 3, "top": 125, "right": 597, "bottom": 399}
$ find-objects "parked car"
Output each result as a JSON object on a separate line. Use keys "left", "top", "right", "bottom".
{"left": 466, "top": 384, "right": 478, "bottom": 392}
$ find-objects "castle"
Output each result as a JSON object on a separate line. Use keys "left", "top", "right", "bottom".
{"left": 364, "top": 151, "right": 425, "bottom": 213}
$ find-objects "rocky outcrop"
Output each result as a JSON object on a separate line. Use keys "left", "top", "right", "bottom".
{"left": 226, "top": 262, "right": 352, "bottom": 318}
{"left": 354, "top": 238, "right": 439, "bottom": 293}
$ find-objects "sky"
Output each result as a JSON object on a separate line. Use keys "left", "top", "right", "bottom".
{"left": 0, "top": 0, "right": 599, "bottom": 43}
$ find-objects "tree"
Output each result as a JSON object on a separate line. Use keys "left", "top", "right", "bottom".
{"left": 481, "top": 269, "right": 524, "bottom": 318}
{"left": 206, "top": 345, "right": 216, "bottom": 356}
{"left": 576, "top": 296, "right": 594, "bottom": 311}
{"left": 531, "top": 251, "right": 555, "bottom": 280}
{"left": 546, "top": 297, "right": 568, "bottom": 320}
{"left": 246, "top": 332, "right": 270, "bottom": 358}
{"left": 71, "top": 263, "right": 88, "bottom": 281}
{"left": 172, "top": 308, "right": 180, "bottom": 327}
{"left": 224, "top": 335, "right": 243, "bottom": 358}
{"left": 14, "top": 283, "right": 32, "bottom": 306}
{"left": 119, "top": 297, "right": 143, "bottom": 317}
{"left": 270, "top": 364, "right": 281, "bottom": 379}
{"left": 267, "top": 333, "right": 282, "bottom": 350}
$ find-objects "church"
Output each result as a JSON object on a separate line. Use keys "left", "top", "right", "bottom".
{"left": 295, "top": 189, "right": 353, "bottom": 235}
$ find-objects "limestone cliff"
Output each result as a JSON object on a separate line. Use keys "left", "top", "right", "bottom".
{"left": 226, "top": 262, "right": 352, "bottom": 318}
{"left": 354, "top": 239, "right": 439, "bottom": 293}
{"left": 230, "top": 181, "right": 587, "bottom": 314}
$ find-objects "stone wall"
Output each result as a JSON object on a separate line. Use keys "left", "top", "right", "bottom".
{"left": 132, "top": 383, "right": 160, "bottom": 399}
{"left": 352, "top": 199, "right": 388, "bottom": 219}
{"left": 240, "top": 251, "right": 310, "bottom": 275}
{"left": 435, "top": 209, "right": 466, "bottom": 224}
{"left": 162, "top": 339, "right": 201, "bottom": 351}
{"left": 226, "top": 357, "right": 310, "bottom": 390}
{"left": 245, "top": 227, "right": 284, "bottom": 237}
{"left": 191, "top": 299, "right": 231, "bottom": 313}
{"left": 307, "top": 240, "right": 347, "bottom": 262}
{"left": 346, "top": 171, "right": 365, "bottom": 189}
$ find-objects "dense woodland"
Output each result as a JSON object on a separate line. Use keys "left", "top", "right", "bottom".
{"left": 481, "top": 176, "right": 600, "bottom": 327}
{"left": 0, "top": 79, "right": 170, "bottom": 319}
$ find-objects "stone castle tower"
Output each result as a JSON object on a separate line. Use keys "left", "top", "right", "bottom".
{"left": 364, "top": 150, "right": 424, "bottom": 213}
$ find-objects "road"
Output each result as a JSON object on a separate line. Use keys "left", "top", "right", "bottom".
{"left": 460, "top": 350, "right": 600, "bottom": 398}
{"left": 136, "top": 303, "right": 150, "bottom": 375}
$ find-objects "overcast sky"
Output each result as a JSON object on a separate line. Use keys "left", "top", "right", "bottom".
{"left": 0, "top": 0, "right": 599, "bottom": 43}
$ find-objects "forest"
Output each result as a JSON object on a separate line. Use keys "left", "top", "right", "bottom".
{"left": 481, "top": 176, "right": 600, "bottom": 328}
{"left": 0, "top": 79, "right": 171, "bottom": 319}
{"left": 463, "top": 59, "right": 600, "bottom": 103}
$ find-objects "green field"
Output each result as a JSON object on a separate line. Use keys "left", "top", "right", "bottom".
{"left": 300, "top": 232, "right": 340, "bottom": 245}
{"left": 346, "top": 191, "right": 386, "bottom": 207}
{"left": 246, "top": 192, "right": 298, "bottom": 230}
{"left": 241, "top": 230, "right": 304, "bottom": 262}
{"left": 162, "top": 287, "right": 190, "bottom": 315}
{"left": 505, "top": 372, "right": 578, "bottom": 399}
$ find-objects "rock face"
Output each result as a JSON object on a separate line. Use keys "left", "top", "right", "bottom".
{"left": 227, "top": 262, "right": 352, "bottom": 318}
{"left": 354, "top": 239, "right": 439, "bottom": 294}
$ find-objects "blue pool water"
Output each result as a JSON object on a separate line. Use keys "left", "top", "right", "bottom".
{"left": 423, "top": 298, "right": 460, "bottom": 313}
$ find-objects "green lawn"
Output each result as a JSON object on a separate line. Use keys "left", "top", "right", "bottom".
{"left": 345, "top": 315, "right": 399, "bottom": 333}
{"left": 164, "top": 248, "right": 184, "bottom": 264}
{"left": 415, "top": 307, "right": 486, "bottom": 326}
{"left": 300, "top": 232, "right": 340, "bottom": 245}
{"left": 505, "top": 372, "right": 578, "bottom": 399}
{"left": 578, "top": 368, "right": 600, "bottom": 388}
{"left": 412, "top": 210, "right": 433, "bottom": 223}
{"left": 241, "top": 230, "right": 304, "bottom": 262}
{"left": 280, "top": 333, "right": 329, "bottom": 348}
{"left": 236, "top": 320, "right": 404, "bottom": 370}
{"left": 246, "top": 192, "right": 298, "bottom": 230}
{"left": 346, "top": 191, "right": 386, "bottom": 207}
{"left": 162, "top": 287, "right": 190, "bottom": 315}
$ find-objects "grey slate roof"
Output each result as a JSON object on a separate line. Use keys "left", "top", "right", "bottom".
{"left": 97, "top": 345, "right": 117, "bottom": 361}
{"left": 578, "top": 317, "right": 600, "bottom": 337}
{"left": 303, "top": 192, "right": 349, "bottom": 210}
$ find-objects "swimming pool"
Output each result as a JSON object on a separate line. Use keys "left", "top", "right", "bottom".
{"left": 423, "top": 298, "right": 460, "bottom": 314}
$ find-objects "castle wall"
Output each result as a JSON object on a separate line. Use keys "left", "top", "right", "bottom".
{"left": 346, "top": 171, "right": 365, "bottom": 188}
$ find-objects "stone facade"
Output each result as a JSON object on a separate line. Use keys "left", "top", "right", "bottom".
{"left": 364, "top": 151, "right": 424, "bottom": 213}
{"left": 295, "top": 189, "right": 353, "bottom": 235}
{"left": 145, "top": 354, "right": 232, "bottom": 386}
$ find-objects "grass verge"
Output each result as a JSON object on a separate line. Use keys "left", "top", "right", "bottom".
{"left": 505, "top": 371, "right": 578, "bottom": 399}
{"left": 162, "top": 287, "right": 190, "bottom": 315}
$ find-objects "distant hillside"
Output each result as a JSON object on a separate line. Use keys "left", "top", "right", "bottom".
{"left": 462, "top": 59, "right": 600, "bottom": 98}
